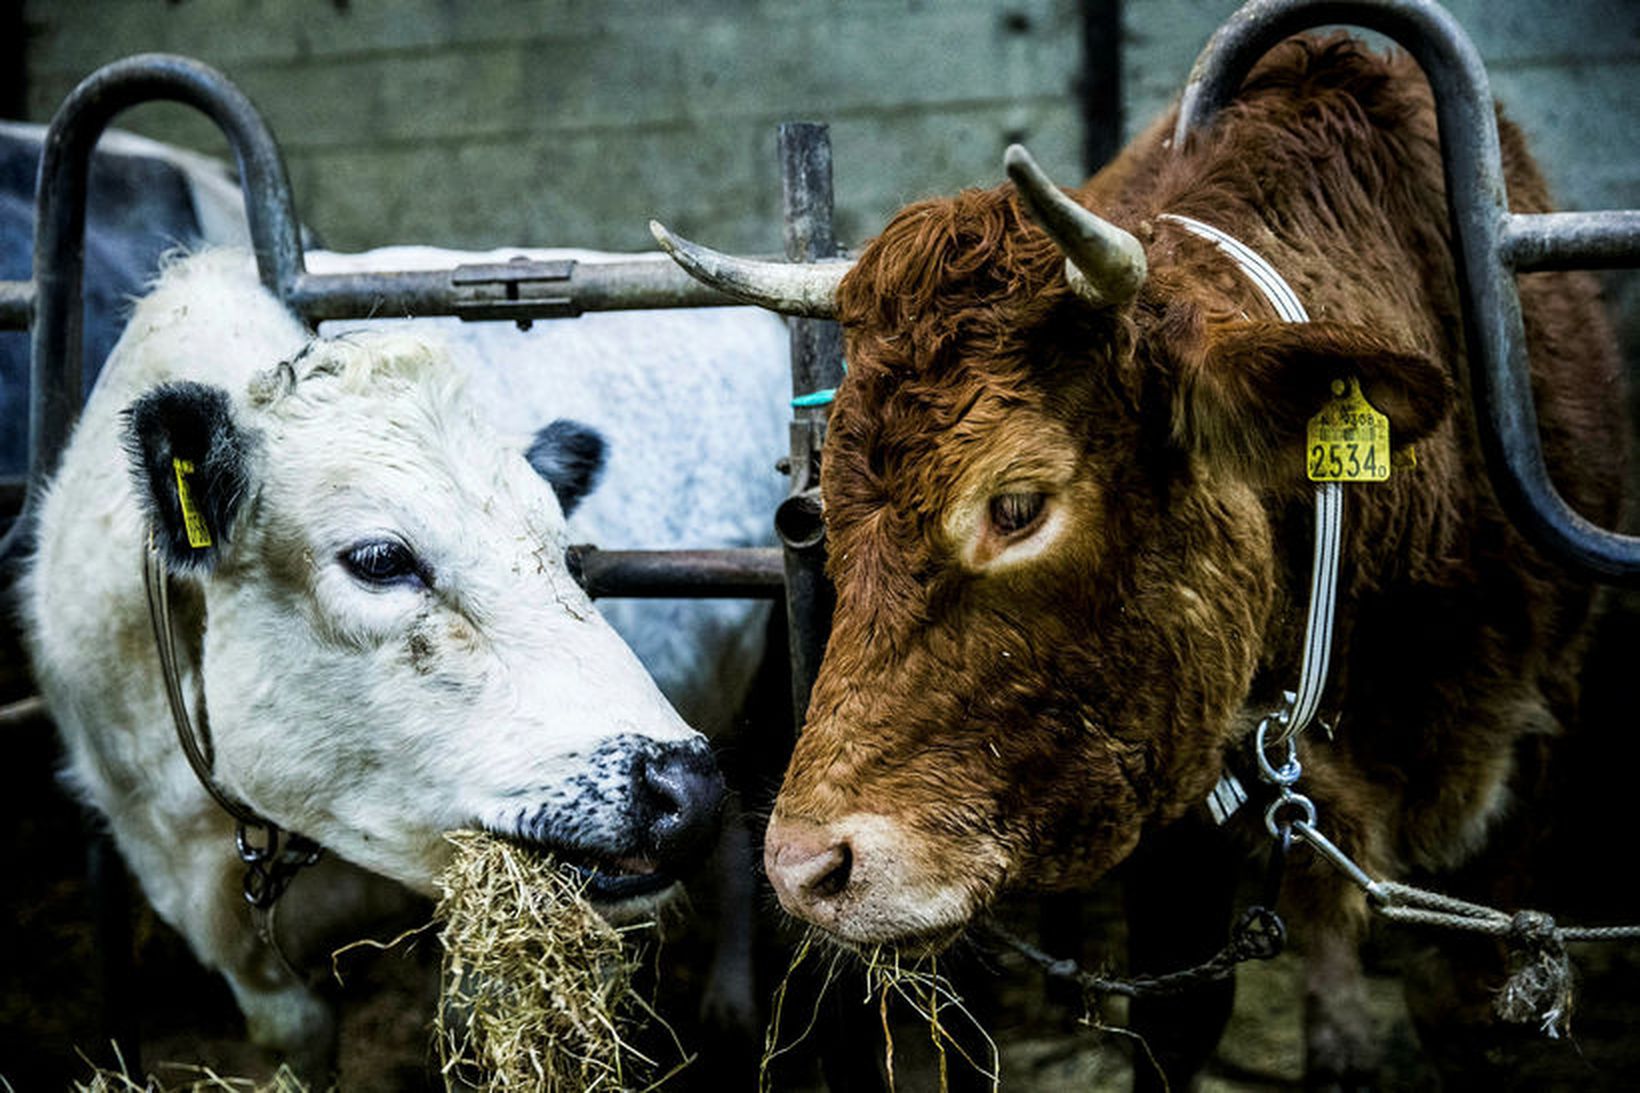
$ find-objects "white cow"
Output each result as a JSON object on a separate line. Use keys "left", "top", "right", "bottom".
{"left": 21, "top": 247, "right": 789, "bottom": 1075}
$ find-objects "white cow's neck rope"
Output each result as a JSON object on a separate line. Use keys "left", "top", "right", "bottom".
{"left": 142, "top": 528, "right": 323, "bottom": 916}
{"left": 1155, "top": 213, "right": 1342, "bottom": 820}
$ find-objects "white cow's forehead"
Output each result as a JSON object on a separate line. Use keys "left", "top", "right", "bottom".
{"left": 251, "top": 330, "right": 566, "bottom": 552}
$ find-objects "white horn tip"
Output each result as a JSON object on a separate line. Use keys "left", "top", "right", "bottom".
{"left": 648, "top": 219, "right": 676, "bottom": 252}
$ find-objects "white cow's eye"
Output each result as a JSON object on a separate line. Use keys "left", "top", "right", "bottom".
{"left": 988, "top": 491, "right": 1046, "bottom": 537}
{"left": 341, "top": 539, "right": 427, "bottom": 589}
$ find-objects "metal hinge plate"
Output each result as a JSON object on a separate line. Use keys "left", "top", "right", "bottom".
{"left": 450, "top": 257, "right": 578, "bottom": 325}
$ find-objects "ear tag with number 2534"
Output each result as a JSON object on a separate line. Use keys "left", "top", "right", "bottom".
{"left": 1306, "top": 378, "right": 1391, "bottom": 483}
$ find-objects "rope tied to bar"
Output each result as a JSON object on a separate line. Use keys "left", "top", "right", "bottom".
{"left": 1495, "top": 911, "right": 1574, "bottom": 1037}
{"left": 1281, "top": 839, "right": 1640, "bottom": 1040}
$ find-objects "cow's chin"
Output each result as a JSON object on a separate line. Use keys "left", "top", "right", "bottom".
{"left": 825, "top": 918, "right": 970, "bottom": 959}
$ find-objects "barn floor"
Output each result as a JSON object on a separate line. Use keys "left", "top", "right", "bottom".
{"left": 5, "top": 590, "right": 1640, "bottom": 1091}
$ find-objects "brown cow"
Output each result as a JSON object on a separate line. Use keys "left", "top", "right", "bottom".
{"left": 656, "top": 36, "right": 1626, "bottom": 1083}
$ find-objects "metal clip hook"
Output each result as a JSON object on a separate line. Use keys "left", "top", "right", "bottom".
{"left": 1254, "top": 716, "right": 1302, "bottom": 786}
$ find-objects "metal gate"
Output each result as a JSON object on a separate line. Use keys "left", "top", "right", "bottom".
{"left": 1178, "top": 0, "right": 1640, "bottom": 582}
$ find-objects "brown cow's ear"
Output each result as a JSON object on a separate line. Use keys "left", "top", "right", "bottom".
{"left": 1172, "top": 318, "right": 1454, "bottom": 484}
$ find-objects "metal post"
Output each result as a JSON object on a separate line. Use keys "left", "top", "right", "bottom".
{"left": 777, "top": 122, "right": 843, "bottom": 729}
{"left": 1173, "top": 0, "right": 1640, "bottom": 582}
{"left": 775, "top": 122, "right": 885, "bottom": 1093}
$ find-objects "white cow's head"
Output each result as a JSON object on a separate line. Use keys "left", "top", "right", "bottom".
{"left": 123, "top": 330, "right": 721, "bottom": 914}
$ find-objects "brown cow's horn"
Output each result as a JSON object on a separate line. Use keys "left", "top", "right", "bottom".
{"left": 649, "top": 220, "right": 849, "bottom": 319}
{"left": 1004, "top": 144, "right": 1146, "bottom": 308}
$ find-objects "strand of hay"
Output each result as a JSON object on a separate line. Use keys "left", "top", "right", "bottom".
{"left": 758, "top": 930, "right": 851, "bottom": 1091}
{"left": 435, "top": 830, "right": 686, "bottom": 1091}
{"left": 73, "top": 1047, "right": 308, "bottom": 1093}
{"left": 860, "top": 947, "right": 999, "bottom": 1093}
{"left": 756, "top": 930, "right": 999, "bottom": 1093}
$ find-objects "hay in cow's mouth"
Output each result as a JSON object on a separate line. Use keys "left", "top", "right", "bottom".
{"left": 435, "top": 829, "right": 688, "bottom": 1090}
{"left": 555, "top": 850, "right": 676, "bottom": 903}
{"left": 500, "top": 829, "right": 679, "bottom": 903}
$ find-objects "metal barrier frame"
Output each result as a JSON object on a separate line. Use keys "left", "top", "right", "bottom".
{"left": 1176, "top": 0, "right": 1640, "bottom": 582}
{"left": 0, "top": 52, "right": 840, "bottom": 613}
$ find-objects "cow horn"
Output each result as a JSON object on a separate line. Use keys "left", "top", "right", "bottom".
{"left": 649, "top": 220, "right": 850, "bottom": 319}
{"left": 1004, "top": 144, "right": 1146, "bottom": 308}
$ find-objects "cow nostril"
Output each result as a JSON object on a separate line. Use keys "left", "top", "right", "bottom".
{"left": 809, "top": 842, "right": 852, "bottom": 899}
{"left": 637, "top": 742, "right": 725, "bottom": 867}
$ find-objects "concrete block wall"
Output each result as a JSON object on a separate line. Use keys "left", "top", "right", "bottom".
{"left": 1123, "top": 0, "right": 1640, "bottom": 217}
{"left": 17, "top": 1, "right": 1639, "bottom": 370}
{"left": 20, "top": 2, "right": 1636, "bottom": 253}
{"left": 20, "top": 0, "right": 1088, "bottom": 254}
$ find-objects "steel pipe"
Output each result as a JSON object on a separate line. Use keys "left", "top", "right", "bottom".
{"left": 777, "top": 122, "right": 844, "bottom": 730}
{"left": 1176, "top": 0, "right": 1640, "bottom": 583}
{"left": 567, "top": 546, "right": 784, "bottom": 599}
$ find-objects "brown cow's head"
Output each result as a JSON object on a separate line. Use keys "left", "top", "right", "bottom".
{"left": 656, "top": 146, "right": 1452, "bottom": 950}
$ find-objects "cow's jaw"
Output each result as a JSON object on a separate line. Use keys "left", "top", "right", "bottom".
{"left": 486, "top": 832, "right": 683, "bottom": 921}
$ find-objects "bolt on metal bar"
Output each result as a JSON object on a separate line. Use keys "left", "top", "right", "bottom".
{"left": 1176, "top": 0, "right": 1640, "bottom": 583}
{"left": 285, "top": 256, "right": 741, "bottom": 325}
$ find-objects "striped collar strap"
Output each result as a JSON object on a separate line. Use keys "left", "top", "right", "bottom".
{"left": 1158, "top": 213, "right": 1310, "bottom": 323}
{"left": 1158, "top": 214, "right": 1342, "bottom": 821}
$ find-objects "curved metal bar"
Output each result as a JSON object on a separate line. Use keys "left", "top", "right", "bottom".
{"left": 0, "top": 54, "right": 302, "bottom": 572}
{"left": 1174, "top": 0, "right": 1640, "bottom": 582}
{"left": 27, "top": 53, "right": 303, "bottom": 490}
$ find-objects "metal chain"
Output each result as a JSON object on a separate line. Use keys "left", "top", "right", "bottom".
{"left": 979, "top": 901, "right": 1287, "bottom": 1001}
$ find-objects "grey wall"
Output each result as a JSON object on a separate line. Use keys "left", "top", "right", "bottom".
{"left": 20, "top": 1, "right": 1636, "bottom": 254}
{"left": 1123, "top": 0, "right": 1640, "bottom": 217}
{"left": 21, "top": 0, "right": 1089, "bottom": 254}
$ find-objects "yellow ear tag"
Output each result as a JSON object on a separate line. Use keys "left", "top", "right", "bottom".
{"left": 172, "top": 457, "right": 214, "bottom": 548}
{"left": 1306, "top": 377, "right": 1391, "bottom": 483}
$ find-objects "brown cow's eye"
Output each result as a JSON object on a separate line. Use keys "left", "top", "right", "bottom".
{"left": 988, "top": 491, "right": 1046, "bottom": 537}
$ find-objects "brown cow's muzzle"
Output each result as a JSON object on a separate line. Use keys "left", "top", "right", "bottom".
{"left": 763, "top": 811, "right": 996, "bottom": 950}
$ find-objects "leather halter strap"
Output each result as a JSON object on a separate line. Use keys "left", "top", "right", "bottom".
{"left": 142, "top": 528, "right": 322, "bottom": 909}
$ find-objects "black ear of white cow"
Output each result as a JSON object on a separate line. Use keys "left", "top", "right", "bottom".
{"left": 526, "top": 419, "right": 607, "bottom": 516}
{"left": 122, "top": 381, "right": 253, "bottom": 572}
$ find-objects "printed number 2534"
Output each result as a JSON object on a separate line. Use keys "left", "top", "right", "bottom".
{"left": 1309, "top": 442, "right": 1374, "bottom": 478}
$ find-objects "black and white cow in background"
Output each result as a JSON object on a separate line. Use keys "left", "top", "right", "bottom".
{"left": 0, "top": 120, "right": 265, "bottom": 476}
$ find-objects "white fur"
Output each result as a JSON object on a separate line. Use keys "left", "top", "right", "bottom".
{"left": 22, "top": 247, "right": 789, "bottom": 1069}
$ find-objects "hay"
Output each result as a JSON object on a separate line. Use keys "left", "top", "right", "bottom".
{"left": 73, "top": 831, "right": 682, "bottom": 1093}
{"left": 73, "top": 1048, "right": 308, "bottom": 1093}
{"left": 434, "top": 830, "right": 684, "bottom": 1091}
{"left": 758, "top": 930, "right": 999, "bottom": 1093}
